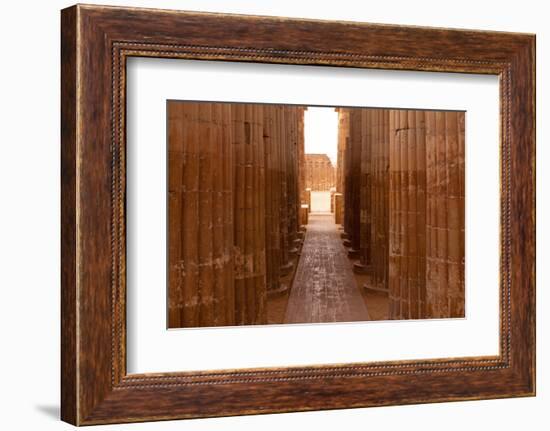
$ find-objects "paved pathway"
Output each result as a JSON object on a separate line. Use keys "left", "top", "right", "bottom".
{"left": 285, "top": 213, "right": 370, "bottom": 323}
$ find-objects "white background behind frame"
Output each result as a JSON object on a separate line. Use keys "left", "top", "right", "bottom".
{"left": 0, "top": 0, "right": 546, "bottom": 429}
{"left": 126, "top": 58, "right": 500, "bottom": 374}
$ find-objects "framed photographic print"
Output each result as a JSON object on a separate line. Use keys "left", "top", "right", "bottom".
{"left": 61, "top": 4, "right": 535, "bottom": 425}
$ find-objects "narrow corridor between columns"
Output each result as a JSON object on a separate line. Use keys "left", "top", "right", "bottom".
{"left": 285, "top": 213, "right": 370, "bottom": 323}
{"left": 167, "top": 102, "right": 465, "bottom": 329}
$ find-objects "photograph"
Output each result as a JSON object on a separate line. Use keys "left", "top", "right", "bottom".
{"left": 42, "top": 1, "right": 536, "bottom": 426}
{"left": 167, "top": 101, "right": 465, "bottom": 328}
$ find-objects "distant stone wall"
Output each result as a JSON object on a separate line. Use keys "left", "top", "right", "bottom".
{"left": 305, "top": 154, "right": 335, "bottom": 191}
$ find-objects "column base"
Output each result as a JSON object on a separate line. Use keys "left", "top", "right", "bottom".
{"left": 267, "top": 283, "right": 290, "bottom": 297}
{"left": 280, "top": 261, "right": 294, "bottom": 276}
{"left": 353, "top": 262, "right": 371, "bottom": 274}
{"left": 347, "top": 248, "right": 360, "bottom": 258}
{"left": 363, "top": 283, "right": 389, "bottom": 294}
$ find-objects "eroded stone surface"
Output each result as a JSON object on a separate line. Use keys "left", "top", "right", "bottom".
{"left": 285, "top": 214, "right": 370, "bottom": 323}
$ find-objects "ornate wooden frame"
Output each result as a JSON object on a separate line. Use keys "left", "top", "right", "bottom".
{"left": 61, "top": 4, "right": 536, "bottom": 425}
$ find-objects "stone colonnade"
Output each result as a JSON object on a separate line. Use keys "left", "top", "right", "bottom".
{"left": 336, "top": 107, "right": 465, "bottom": 319}
{"left": 168, "top": 102, "right": 306, "bottom": 327}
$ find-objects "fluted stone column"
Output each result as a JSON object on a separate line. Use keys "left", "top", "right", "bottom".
{"left": 334, "top": 192, "right": 343, "bottom": 225}
{"left": 369, "top": 109, "right": 390, "bottom": 290}
{"left": 168, "top": 102, "right": 235, "bottom": 328}
{"left": 263, "top": 105, "right": 282, "bottom": 294}
{"left": 346, "top": 108, "right": 363, "bottom": 257}
{"left": 232, "top": 104, "right": 267, "bottom": 325}
{"left": 300, "top": 204, "right": 309, "bottom": 226}
{"left": 336, "top": 109, "right": 350, "bottom": 228}
{"left": 287, "top": 106, "right": 301, "bottom": 255}
{"left": 389, "top": 109, "right": 427, "bottom": 319}
{"left": 305, "top": 188, "right": 312, "bottom": 214}
{"left": 278, "top": 106, "right": 293, "bottom": 276}
{"left": 355, "top": 109, "right": 373, "bottom": 273}
{"left": 425, "top": 111, "right": 465, "bottom": 318}
{"left": 342, "top": 109, "right": 354, "bottom": 241}
{"left": 298, "top": 107, "right": 307, "bottom": 223}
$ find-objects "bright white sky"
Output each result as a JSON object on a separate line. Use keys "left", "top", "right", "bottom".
{"left": 304, "top": 106, "right": 339, "bottom": 166}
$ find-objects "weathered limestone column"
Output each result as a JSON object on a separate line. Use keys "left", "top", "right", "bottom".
{"left": 305, "top": 188, "right": 312, "bottom": 214}
{"left": 354, "top": 109, "right": 373, "bottom": 273}
{"left": 232, "top": 103, "right": 267, "bottom": 325}
{"left": 343, "top": 131, "right": 352, "bottom": 241}
{"left": 342, "top": 109, "right": 353, "bottom": 241}
{"left": 388, "top": 109, "right": 427, "bottom": 320}
{"left": 369, "top": 109, "right": 390, "bottom": 290}
{"left": 278, "top": 106, "right": 293, "bottom": 276}
{"left": 425, "top": 111, "right": 465, "bottom": 318}
{"left": 336, "top": 109, "right": 350, "bottom": 227}
{"left": 300, "top": 204, "right": 309, "bottom": 226}
{"left": 287, "top": 106, "right": 301, "bottom": 255}
{"left": 298, "top": 107, "right": 307, "bottom": 218}
{"left": 346, "top": 108, "right": 363, "bottom": 257}
{"left": 334, "top": 193, "right": 343, "bottom": 224}
{"left": 168, "top": 102, "right": 235, "bottom": 328}
{"left": 296, "top": 107, "right": 307, "bottom": 237}
{"left": 263, "top": 105, "right": 282, "bottom": 294}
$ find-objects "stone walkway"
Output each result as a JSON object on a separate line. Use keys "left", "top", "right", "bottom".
{"left": 285, "top": 213, "right": 370, "bottom": 323}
